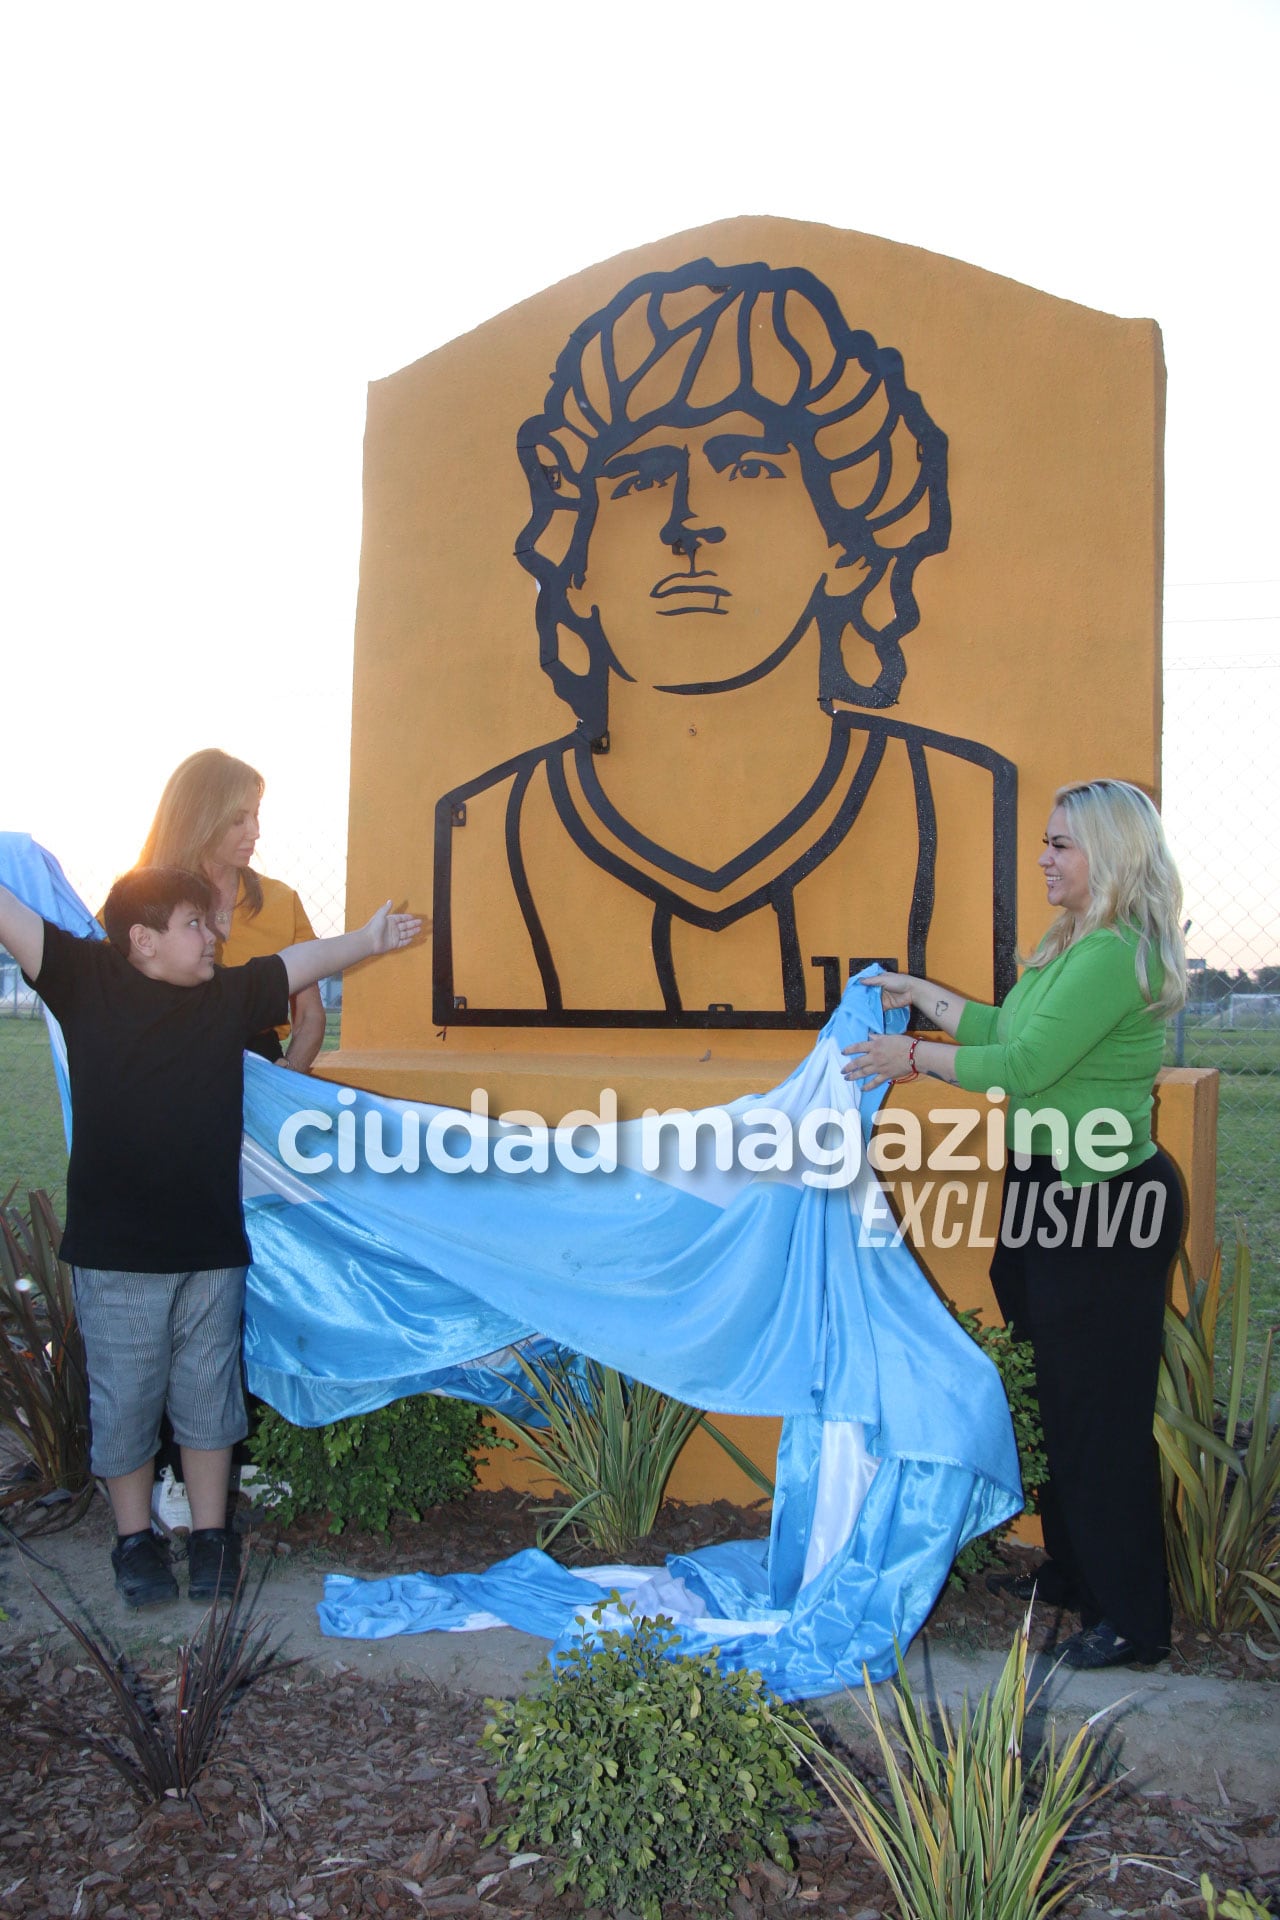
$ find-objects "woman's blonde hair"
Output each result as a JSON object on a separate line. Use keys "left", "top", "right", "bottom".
{"left": 1026, "top": 778, "right": 1186, "bottom": 1016}
{"left": 138, "top": 749, "right": 265, "bottom": 916}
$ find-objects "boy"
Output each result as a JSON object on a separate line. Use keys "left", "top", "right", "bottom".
{"left": 0, "top": 865, "right": 421, "bottom": 1607}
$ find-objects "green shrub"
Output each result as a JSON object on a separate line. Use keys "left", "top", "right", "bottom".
{"left": 482, "top": 1603, "right": 814, "bottom": 1920}
{"left": 951, "top": 1308, "right": 1048, "bottom": 1578}
{"left": 247, "top": 1393, "right": 500, "bottom": 1533}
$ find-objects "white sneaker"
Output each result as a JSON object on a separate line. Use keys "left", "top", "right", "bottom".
{"left": 150, "top": 1466, "right": 192, "bottom": 1533}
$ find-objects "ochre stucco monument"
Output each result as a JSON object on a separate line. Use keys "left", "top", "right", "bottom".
{"left": 324, "top": 216, "right": 1216, "bottom": 1496}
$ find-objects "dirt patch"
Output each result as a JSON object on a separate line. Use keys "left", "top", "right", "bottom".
{"left": 3, "top": 1634, "right": 1278, "bottom": 1920}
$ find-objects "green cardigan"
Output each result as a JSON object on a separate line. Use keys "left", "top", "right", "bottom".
{"left": 954, "top": 925, "right": 1166, "bottom": 1186}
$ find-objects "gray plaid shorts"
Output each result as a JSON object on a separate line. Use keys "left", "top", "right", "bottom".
{"left": 72, "top": 1267, "right": 249, "bottom": 1478}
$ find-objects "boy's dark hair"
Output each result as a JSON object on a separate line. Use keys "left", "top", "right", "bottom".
{"left": 102, "top": 868, "right": 214, "bottom": 955}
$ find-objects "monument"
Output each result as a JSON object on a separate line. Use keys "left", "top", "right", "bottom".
{"left": 327, "top": 218, "right": 1216, "bottom": 1478}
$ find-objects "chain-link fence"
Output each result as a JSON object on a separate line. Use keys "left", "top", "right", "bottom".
{"left": 1162, "top": 638, "right": 1280, "bottom": 1324}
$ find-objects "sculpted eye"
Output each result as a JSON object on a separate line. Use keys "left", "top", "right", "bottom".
{"left": 603, "top": 448, "right": 681, "bottom": 499}
{"left": 609, "top": 470, "right": 673, "bottom": 499}
{"left": 729, "top": 456, "right": 785, "bottom": 481}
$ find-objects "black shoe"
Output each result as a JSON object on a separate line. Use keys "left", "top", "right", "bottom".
{"left": 111, "top": 1530, "right": 178, "bottom": 1609}
{"left": 986, "top": 1560, "right": 1080, "bottom": 1607}
{"left": 1058, "top": 1620, "right": 1166, "bottom": 1670}
{"left": 187, "top": 1527, "right": 242, "bottom": 1602}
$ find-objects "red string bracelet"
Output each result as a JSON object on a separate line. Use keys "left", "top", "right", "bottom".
{"left": 899, "top": 1037, "right": 920, "bottom": 1083}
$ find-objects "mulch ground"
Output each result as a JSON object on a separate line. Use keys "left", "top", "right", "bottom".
{"left": 2, "top": 1491, "right": 1278, "bottom": 1920}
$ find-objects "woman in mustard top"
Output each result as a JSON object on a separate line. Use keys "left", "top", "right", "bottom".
{"left": 138, "top": 749, "right": 327, "bottom": 1070}
{"left": 843, "top": 779, "right": 1186, "bottom": 1669}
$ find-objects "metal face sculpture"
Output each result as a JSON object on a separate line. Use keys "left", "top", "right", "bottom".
{"left": 434, "top": 259, "right": 1016, "bottom": 1028}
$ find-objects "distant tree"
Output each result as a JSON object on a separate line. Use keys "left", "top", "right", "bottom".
{"left": 1191, "top": 967, "right": 1234, "bottom": 1006}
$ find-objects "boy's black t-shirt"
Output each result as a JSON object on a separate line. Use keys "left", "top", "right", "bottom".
{"left": 27, "top": 922, "right": 289, "bottom": 1273}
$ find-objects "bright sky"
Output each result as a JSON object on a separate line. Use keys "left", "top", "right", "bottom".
{"left": 1, "top": 0, "right": 1276, "bottom": 963}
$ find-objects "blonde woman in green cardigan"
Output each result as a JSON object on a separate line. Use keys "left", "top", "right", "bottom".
{"left": 843, "top": 779, "right": 1186, "bottom": 1670}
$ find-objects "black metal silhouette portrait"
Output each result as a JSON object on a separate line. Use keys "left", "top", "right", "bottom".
{"left": 434, "top": 259, "right": 1016, "bottom": 1028}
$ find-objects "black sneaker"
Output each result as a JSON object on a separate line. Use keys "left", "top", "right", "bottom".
{"left": 986, "top": 1559, "right": 1081, "bottom": 1607}
{"left": 187, "top": 1527, "right": 242, "bottom": 1602}
{"left": 111, "top": 1530, "right": 178, "bottom": 1609}
{"left": 1058, "top": 1620, "right": 1167, "bottom": 1670}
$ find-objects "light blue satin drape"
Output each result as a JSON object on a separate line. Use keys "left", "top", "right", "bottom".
{"left": 0, "top": 832, "right": 1023, "bottom": 1697}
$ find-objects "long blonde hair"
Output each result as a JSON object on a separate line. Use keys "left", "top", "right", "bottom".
{"left": 138, "top": 749, "right": 265, "bottom": 916}
{"left": 1025, "top": 779, "right": 1185, "bottom": 1016}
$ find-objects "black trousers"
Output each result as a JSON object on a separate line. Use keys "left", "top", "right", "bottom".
{"left": 989, "top": 1149, "right": 1184, "bottom": 1654}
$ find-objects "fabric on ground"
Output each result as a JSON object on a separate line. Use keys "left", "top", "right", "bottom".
{"left": 1, "top": 832, "right": 1022, "bottom": 1698}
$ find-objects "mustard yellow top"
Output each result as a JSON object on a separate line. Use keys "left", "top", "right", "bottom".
{"left": 219, "top": 872, "right": 316, "bottom": 1041}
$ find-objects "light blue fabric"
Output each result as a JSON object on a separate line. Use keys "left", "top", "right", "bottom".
{"left": 0, "top": 832, "right": 1023, "bottom": 1699}
{"left": 324, "top": 1550, "right": 607, "bottom": 1640}
{"left": 0, "top": 833, "right": 102, "bottom": 1143}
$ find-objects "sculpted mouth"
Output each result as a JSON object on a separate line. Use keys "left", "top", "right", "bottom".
{"left": 651, "top": 572, "right": 730, "bottom": 617}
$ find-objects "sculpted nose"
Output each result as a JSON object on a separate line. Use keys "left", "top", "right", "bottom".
{"left": 666, "top": 519, "right": 725, "bottom": 560}
{"left": 660, "top": 468, "right": 724, "bottom": 561}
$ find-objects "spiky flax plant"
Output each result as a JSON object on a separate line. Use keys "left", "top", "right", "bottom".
{"left": 784, "top": 1609, "right": 1116, "bottom": 1920}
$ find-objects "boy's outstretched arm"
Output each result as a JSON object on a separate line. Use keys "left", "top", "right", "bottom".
{"left": 0, "top": 883, "right": 44, "bottom": 980}
{"left": 279, "top": 902, "right": 425, "bottom": 995}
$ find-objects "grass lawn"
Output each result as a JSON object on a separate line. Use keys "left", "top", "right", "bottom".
{"left": 0, "top": 1013, "right": 69, "bottom": 1208}
{"left": 0, "top": 1010, "right": 343, "bottom": 1213}
{"left": 1165, "top": 1021, "right": 1280, "bottom": 1391}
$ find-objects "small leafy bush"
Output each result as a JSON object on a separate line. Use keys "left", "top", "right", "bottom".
{"left": 247, "top": 1393, "right": 499, "bottom": 1533}
{"left": 482, "top": 1603, "right": 814, "bottom": 1920}
{"left": 951, "top": 1308, "right": 1048, "bottom": 1578}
